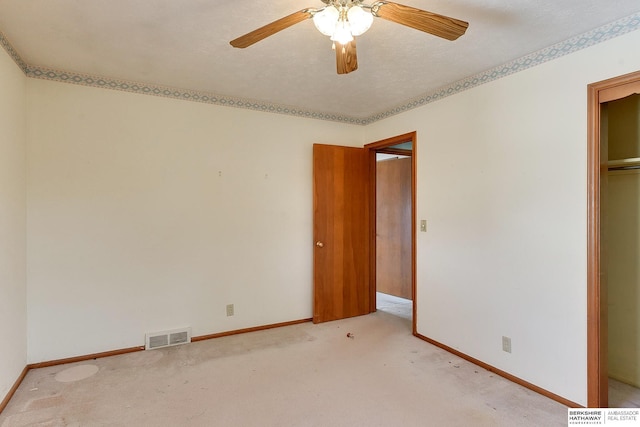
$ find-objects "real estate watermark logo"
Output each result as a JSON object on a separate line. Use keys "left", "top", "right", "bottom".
{"left": 568, "top": 409, "right": 640, "bottom": 426}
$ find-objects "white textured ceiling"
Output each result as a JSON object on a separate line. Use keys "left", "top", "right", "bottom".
{"left": 1, "top": 0, "right": 639, "bottom": 121}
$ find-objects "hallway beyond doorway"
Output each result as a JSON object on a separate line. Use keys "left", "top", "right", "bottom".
{"left": 376, "top": 292, "right": 411, "bottom": 320}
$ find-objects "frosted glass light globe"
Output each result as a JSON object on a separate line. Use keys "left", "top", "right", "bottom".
{"left": 347, "top": 6, "right": 373, "bottom": 36}
{"left": 313, "top": 6, "right": 339, "bottom": 36}
{"left": 331, "top": 20, "right": 354, "bottom": 45}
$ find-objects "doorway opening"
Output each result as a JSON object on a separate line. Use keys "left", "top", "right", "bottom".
{"left": 365, "top": 132, "right": 417, "bottom": 333}
{"left": 588, "top": 70, "right": 640, "bottom": 408}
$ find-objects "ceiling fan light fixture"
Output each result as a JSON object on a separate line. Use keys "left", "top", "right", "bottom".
{"left": 229, "top": 0, "right": 469, "bottom": 75}
{"left": 330, "top": 19, "right": 354, "bottom": 45}
{"left": 313, "top": 5, "right": 340, "bottom": 36}
{"left": 346, "top": 5, "right": 373, "bottom": 36}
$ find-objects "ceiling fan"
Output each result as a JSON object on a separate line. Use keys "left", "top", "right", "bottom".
{"left": 230, "top": 0, "right": 469, "bottom": 75}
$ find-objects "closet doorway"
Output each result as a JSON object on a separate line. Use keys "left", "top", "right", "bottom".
{"left": 588, "top": 71, "right": 640, "bottom": 408}
{"left": 365, "top": 133, "right": 416, "bottom": 331}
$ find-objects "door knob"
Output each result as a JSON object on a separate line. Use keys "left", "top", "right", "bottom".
{"left": 316, "top": 241, "right": 324, "bottom": 248}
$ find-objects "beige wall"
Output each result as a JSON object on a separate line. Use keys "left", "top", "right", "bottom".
{"left": 26, "top": 79, "right": 363, "bottom": 362}
{"left": 0, "top": 48, "right": 27, "bottom": 397}
{"left": 364, "top": 29, "right": 640, "bottom": 406}
{"left": 608, "top": 95, "right": 640, "bottom": 160}
{"left": 607, "top": 95, "right": 640, "bottom": 387}
{"left": 608, "top": 172, "right": 640, "bottom": 387}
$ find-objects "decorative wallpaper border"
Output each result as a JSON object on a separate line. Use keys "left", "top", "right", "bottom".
{"left": 2, "top": 11, "right": 640, "bottom": 125}
{"left": 362, "top": 11, "right": 640, "bottom": 124}
{"left": 24, "top": 66, "right": 368, "bottom": 125}
{"left": 0, "top": 30, "right": 27, "bottom": 73}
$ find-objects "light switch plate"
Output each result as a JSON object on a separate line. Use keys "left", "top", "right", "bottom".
{"left": 420, "top": 220, "right": 427, "bottom": 232}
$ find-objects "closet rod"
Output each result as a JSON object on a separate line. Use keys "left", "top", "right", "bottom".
{"left": 608, "top": 165, "right": 640, "bottom": 171}
{"left": 607, "top": 157, "right": 640, "bottom": 169}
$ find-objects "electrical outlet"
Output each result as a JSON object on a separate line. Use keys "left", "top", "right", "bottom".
{"left": 502, "top": 336, "right": 512, "bottom": 353}
{"left": 226, "top": 304, "right": 234, "bottom": 317}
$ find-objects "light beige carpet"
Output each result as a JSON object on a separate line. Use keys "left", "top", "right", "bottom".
{"left": 1, "top": 311, "right": 567, "bottom": 426}
{"left": 609, "top": 378, "right": 640, "bottom": 408}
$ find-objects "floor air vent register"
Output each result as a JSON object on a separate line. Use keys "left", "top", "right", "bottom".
{"left": 145, "top": 327, "right": 192, "bottom": 350}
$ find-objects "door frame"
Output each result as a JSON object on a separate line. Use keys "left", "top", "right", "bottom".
{"left": 587, "top": 70, "right": 640, "bottom": 407}
{"left": 365, "top": 131, "right": 417, "bottom": 334}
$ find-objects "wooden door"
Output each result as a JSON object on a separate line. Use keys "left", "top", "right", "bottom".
{"left": 376, "top": 157, "right": 412, "bottom": 299}
{"left": 313, "top": 144, "right": 371, "bottom": 323}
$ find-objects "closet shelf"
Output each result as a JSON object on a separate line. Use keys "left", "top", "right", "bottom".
{"left": 608, "top": 157, "right": 640, "bottom": 168}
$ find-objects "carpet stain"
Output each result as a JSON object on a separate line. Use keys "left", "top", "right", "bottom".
{"left": 54, "top": 365, "right": 99, "bottom": 383}
{"left": 26, "top": 395, "right": 65, "bottom": 410}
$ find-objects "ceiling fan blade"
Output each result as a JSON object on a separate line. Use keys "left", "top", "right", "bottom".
{"left": 336, "top": 39, "right": 358, "bottom": 75}
{"left": 230, "top": 10, "right": 312, "bottom": 48}
{"left": 373, "top": 1, "right": 468, "bottom": 41}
